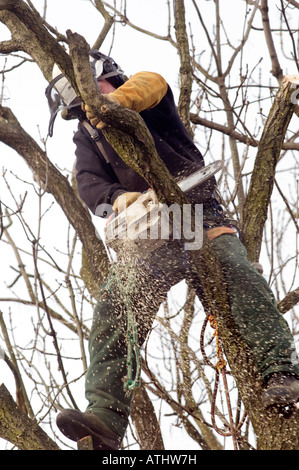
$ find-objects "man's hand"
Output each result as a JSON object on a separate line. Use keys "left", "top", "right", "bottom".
{"left": 112, "top": 192, "right": 142, "bottom": 213}
{"left": 82, "top": 94, "right": 120, "bottom": 129}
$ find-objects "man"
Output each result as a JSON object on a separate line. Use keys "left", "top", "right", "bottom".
{"left": 46, "top": 51, "right": 299, "bottom": 450}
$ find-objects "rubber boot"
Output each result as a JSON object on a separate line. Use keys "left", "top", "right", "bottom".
{"left": 84, "top": 284, "right": 133, "bottom": 441}
{"left": 261, "top": 373, "right": 299, "bottom": 407}
{"left": 56, "top": 409, "right": 122, "bottom": 450}
{"left": 84, "top": 261, "right": 171, "bottom": 442}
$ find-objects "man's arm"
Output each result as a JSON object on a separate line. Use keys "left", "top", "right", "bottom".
{"left": 76, "top": 72, "right": 168, "bottom": 215}
{"left": 84, "top": 72, "right": 168, "bottom": 128}
{"left": 74, "top": 127, "right": 127, "bottom": 215}
{"left": 109, "top": 71, "right": 168, "bottom": 113}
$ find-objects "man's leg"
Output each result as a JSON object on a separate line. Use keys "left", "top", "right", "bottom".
{"left": 56, "top": 279, "right": 131, "bottom": 449}
{"left": 210, "top": 233, "right": 299, "bottom": 405}
{"left": 84, "top": 286, "right": 133, "bottom": 440}
{"left": 56, "top": 251, "right": 183, "bottom": 448}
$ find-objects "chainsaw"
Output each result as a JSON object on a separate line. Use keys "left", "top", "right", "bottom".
{"left": 103, "top": 160, "right": 223, "bottom": 257}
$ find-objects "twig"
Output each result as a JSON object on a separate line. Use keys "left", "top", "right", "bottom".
{"left": 32, "top": 240, "right": 79, "bottom": 411}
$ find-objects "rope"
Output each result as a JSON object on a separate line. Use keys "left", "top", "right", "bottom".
{"left": 122, "top": 289, "right": 142, "bottom": 393}
{"left": 201, "top": 313, "right": 247, "bottom": 450}
{"left": 100, "top": 265, "right": 142, "bottom": 393}
{"left": 102, "top": 263, "right": 247, "bottom": 444}
{"left": 208, "top": 315, "right": 227, "bottom": 371}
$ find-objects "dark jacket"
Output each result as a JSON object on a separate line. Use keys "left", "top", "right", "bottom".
{"left": 74, "top": 84, "right": 216, "bottom": 217}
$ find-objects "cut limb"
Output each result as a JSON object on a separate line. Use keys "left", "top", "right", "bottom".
{"left": 242, "top": 75, "right": 299, "bottom": 262}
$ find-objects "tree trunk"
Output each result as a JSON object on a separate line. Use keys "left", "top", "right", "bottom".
{"left": 131, "top": 384, "right": 165, "bottom": 450}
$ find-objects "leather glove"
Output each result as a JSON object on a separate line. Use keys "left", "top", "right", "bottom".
{"left": 112, "top": 192, "right": 141, "bottom": 213}
{"left": 82, "top": 94, "right": 120, "bottom": 129}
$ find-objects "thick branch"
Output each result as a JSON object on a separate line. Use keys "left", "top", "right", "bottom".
{"left": 174, "top": 0, "right": 193, "bottom": 135}
{"left": 242, "top": 75, "right": 298, "bottom": 261}
{"left": 130, "top": 385, "right": 164, "bottom": 450}
{"left": 0, "top": 0, "right": 74, "bottom": 84}
{"left": 0, "top": 9, "right": 54, "bottom": 80}
{"left": 278, "top": 288, "right": 299, "bottom": 314}
{"left": 0, "top": 383, "right": 60, "bottom": 450}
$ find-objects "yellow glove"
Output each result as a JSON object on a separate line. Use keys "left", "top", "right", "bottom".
{"left": 112, "top": 192, "right": 141, "bottom": 213}
{"left": 111, "top": 72, "right": 168, "bottom": 113}
{"left": 83, "top": 72, "right": 167, "bottom": 126}
{"left": 83, "top": 94, "right": 120, "bottom": 129}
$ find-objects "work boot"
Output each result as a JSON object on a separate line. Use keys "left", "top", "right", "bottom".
{"left": 261, "top": 373, "right": 299, "bottom": 408}
{"left": 56, "top": 409, "right": 122, "bottom": 450}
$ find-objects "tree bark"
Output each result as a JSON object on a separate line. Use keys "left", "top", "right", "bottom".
{"left": 173, "top": 0, "right": 193, "bottom": 136}
{"left": 130, "top": 385, "right": 165, "bottom": 450}
{"left": 0, "top": 383, "right": 60, "bottom": 450}
{"left": 277, "top": 288, "right": 299, "bottom": 314}
{"left": 242, "top": 75, "right": 299, "bottom": 262}
{"left": 0, "top": 0, "right": 73, "bottom": 84}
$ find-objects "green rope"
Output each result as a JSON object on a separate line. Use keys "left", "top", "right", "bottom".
{"left": 123, "top": 294, "right": 142, "bottom": 392}
{"left": 100, "top": 265, "right": 142, "bottom": 393}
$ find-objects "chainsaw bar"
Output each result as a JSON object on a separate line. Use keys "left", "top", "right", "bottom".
{"left": 177, "top": 160, "right": 223, "bottom": 193}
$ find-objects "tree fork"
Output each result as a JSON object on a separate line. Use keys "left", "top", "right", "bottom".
{"left": 67, "top": 31, "right": 299, "bottom": 450}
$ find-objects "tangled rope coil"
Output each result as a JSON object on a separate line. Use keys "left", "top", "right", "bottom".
{"left": 201, "top": 313, "right": 247, "bottom": 450}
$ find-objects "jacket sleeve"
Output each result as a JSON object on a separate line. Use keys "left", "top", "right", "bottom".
{"left": 107, "top": 71, "right": 168, "bottom": 113}
{"left": 74, "top": 127, "right": 127, "bottom": 217}
{"left": 74, "top": 72, "right": 168, "bottom": 217}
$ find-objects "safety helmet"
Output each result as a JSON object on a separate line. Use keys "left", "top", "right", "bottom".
{"left": 45, "top": 50, "right": 124, "bottom": 136}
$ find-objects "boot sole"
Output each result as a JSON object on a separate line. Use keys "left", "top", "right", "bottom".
{"left": 56, "top": 410, "right": 121, "bottom": 450}
{"left": 262, "top": 386, "right": 299, "bottom": 408}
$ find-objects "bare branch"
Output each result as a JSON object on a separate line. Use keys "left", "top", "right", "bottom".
{"left": 174, "top": 0, "right": 193, "bottom": 135}
{"left": 285, "top": 0, "right": 299, "bottom": 8}
{"left": 278, "top": 288, "right": 299, "bottom": 314}
{"left": 0, "top": 104, "right": 109, "bottom": 283}
{"left": 260, "top": 0, "right": 283, "bottom": 81}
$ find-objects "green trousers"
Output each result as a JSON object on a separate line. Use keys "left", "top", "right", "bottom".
{"left": 85, "top": 234, "right": 299, "bottom": 439}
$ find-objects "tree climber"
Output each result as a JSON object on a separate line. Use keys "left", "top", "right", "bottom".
{"left": 46, "top": 50, "right": 299, "bottom": 450}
